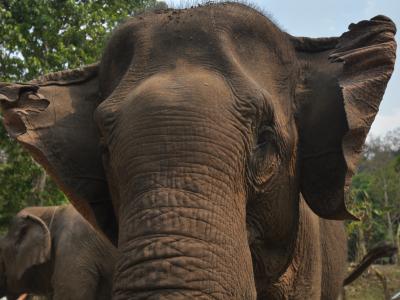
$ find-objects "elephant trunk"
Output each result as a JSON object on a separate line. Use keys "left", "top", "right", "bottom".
{"left": 112, "top": 187, "right": 256, "bottom": 299}
{"left": 100, "top": 68, "right": 258, "bottom": 299}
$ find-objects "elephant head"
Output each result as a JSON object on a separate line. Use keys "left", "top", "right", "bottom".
{"left": 0, "top": 212, "right": 51, "bottom": 299}
{"left": 0, "top": 3, "right": 396, "bottom": 299}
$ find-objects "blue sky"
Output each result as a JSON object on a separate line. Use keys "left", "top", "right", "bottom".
{"left": 162, "top": 0, "right": 400, "bottom": 137}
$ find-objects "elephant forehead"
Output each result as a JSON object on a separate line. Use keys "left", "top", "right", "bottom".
{"left": 129, "top": 63, "right": 233, "bottom": 108}
{"left": 97, "top": 62, "right": 239, "bottom": 122}
{"left": 100, "top": 3, "right": 295, "bottom": 99}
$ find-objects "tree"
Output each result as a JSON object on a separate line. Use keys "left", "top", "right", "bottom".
{"left": 0, "top": 0, "right": 158, "bottom": 81}
{"left": 347, "top": 173, "right": 376, "bottom": 262}
{"left": 347, "top": 129, "right": 400, "bottom": 264}
{"left": 0, "top": 0, "right": 159, "bottom": 231}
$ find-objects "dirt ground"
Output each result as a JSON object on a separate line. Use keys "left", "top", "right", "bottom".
{"left": 5, "top": 265, "right": 398, "bottom": 300}
{"left": 343, "top": 264, "right": 400, "bottom": 300}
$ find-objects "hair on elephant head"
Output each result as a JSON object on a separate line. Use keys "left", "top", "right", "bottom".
{"left": 0, "top": 3, "right": 396, "bottom": 299}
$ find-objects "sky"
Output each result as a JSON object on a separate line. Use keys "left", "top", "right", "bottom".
{"left": 162, "top": 0, "right": 400, "bottom": 137}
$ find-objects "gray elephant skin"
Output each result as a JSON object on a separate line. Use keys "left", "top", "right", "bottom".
{"left": 0, "top": 3, "right": 397, "bottom": 299}
{"left": 0, "top": 205, "right": 116, "bottom": 300}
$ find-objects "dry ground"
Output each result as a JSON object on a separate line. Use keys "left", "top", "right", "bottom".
{"left": 344, "top": 264, "right": 400, "bottom": 300}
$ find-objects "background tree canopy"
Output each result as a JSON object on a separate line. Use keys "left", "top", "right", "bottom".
{"left": 0, "top": 0, "right": 160, "bottom": 80}
{"left": 0, "top": 0, "right": 159, "bottom": 230}
{"left": 347, "top": 129, "right": 400, "bottom": 264}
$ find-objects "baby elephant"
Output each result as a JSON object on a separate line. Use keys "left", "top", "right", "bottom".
{"left": 0, "top": 205, "right": 117, "bottom": 300}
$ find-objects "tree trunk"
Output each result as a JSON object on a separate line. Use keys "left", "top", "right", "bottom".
{"left": 31, "top": 167, "right": 47, "bottom": 206}
{"left": 372, "top": 266, "right": 390, "bottom": 300}
{"left": 383, "top": 176, "right": 396, "bottom": 264}
{"left": 356, "top": 226, "right": 367, "bottom": 263}
{"left": 396, "top": 223, "right": 400, "bottom": 265}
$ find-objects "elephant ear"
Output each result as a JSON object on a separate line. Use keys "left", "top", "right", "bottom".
{"left": 6, "top": 214, "right": 51, "bottom": 280}
{"left": 0, "top": 65, "right": 117, "bottom": 241}
{"left": 291, "top": 16, "right": 396, "bottom": 219}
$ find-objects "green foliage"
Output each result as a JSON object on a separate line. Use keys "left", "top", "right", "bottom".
{"left": 0, "top": 0, "right": 157, "bottom": 81}
{"left": 0, "top": 0, "right": 157, "bottom": 230}
{"left": 347, "top": 129, "right": 400, "bottom": 262}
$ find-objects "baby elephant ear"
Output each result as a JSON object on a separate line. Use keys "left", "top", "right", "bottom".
{"left": 292, "top": 16, "right": 396, "bottom": 220}
{"left": 10, "top": 214, "right": 51, "bottom": 280}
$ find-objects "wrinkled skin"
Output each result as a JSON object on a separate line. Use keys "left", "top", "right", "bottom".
{"left": 0, "top": 3, "right": 397, "bottom": 299}
{"left": 0, "top": 205, "right": 116, "bottom": 300}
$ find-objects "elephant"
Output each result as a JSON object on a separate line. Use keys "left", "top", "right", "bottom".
{"left": 0, "top": 205, "right": 117, "bottom": 300}
{"left": 0, "top": 2, "right": 397, "bottom": 299}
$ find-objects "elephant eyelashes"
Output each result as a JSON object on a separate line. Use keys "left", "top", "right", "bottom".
{"left": 255, "top": 125, "right": 274, "bottom": 150}
{"left": 248, "top": 124, "right": 280, "bottom": 188}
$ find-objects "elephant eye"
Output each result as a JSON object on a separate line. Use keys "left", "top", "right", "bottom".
{"left": 256, "top": 125, "right": 274, "bottom": 149}
{"left": 249, "top": 124, "right": 279, "bottom": 188}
